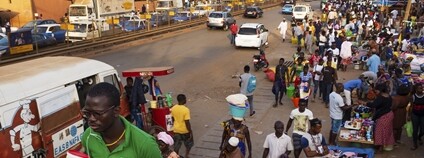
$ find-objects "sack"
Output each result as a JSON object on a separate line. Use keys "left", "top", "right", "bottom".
{"left": 247, "top": 75, "right": 257, "bottom": 93}
{"left": 405, "top": 121, "right": 413, "bottom": 138}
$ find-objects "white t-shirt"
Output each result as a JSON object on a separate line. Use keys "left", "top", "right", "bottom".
{"left": 289, "top": 108, "right": 314, "bottom": 135}
{"left": 340, "top": 41, "right": 353, "bottom": 59}
{"left": 240, "top": 73, "right": 253, "bottom": 96}
{"left": 401, "top": 39, "right": 408, "bottom": 51}
{"left": 327, "top": 48, "right": 340, "bottom": 56}
{"left": 313, "top": 65, "right": 324, "bottom": 81}
{"left": 263, "top": 133, "right": 294, "bottom": 158}
{"left": 329, "top": 92, "right": 345, "bottom": 120}
{"left": 319, "top": 36, "right": 327, "bottom": 46}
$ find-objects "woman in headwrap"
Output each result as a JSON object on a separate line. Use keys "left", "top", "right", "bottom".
{"left": 157, "top": 132, "right": 179, "bottom": 158}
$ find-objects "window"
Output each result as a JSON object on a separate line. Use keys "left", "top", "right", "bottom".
{"left": 104, "top": 74, "right": 121, "bottom": 93}
{"left": 238, "top": 28, "right": 257, "bottom": 35}
{"left": 294, "top": 6, "right": 306, "bottom": 12}
{"left": 209, "top": 13, "right": 223, "bottom": 18}
{"left": 227, "top": 13, "right": 232, "bottom": 17}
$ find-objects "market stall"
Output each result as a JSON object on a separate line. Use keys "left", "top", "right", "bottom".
{"left": 122, "top": 66, "right": 175, "bottom": 135}
{"left": 337, "top": 106, "right": 375, "bottom": 148}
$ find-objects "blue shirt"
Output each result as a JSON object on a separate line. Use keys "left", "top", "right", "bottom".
{"left": 344, "top": 79, "right": 362, "bottom": 91}
{"left": 366, "top": 54, "right": 381, "bottom": 74}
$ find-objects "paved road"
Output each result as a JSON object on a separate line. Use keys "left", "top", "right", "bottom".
{"left": 89, "top": 1, "right": 424, "bottom": 157}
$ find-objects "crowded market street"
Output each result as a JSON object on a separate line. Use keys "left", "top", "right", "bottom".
{"left": 83, "top": 1, "right": 424, "bottom": 157}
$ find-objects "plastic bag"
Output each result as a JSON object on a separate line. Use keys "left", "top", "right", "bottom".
{"left": 405, "top": 121, "right": 413, "bottom": 138}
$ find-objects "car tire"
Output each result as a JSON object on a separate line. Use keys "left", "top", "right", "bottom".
{"left": 223, "top": 24, "right": 228, "bottom": 31}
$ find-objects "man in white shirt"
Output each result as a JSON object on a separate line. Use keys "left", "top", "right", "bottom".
{"left": 285, "top": 99, "right": 314, "bottom": 158}
{"left": 277, "top": 18, "right": 289, "bottom": 42}
{"left": 340, "top": 38, "right": 353, "bottom": 71}
{"left": 239, "top": 65, "right": 255, "bottom": 116}
{"left": 401, "top": 35, "right": 410, "bottom": 52}
{"left": 263, "top": 121, "right": 293, "bottom": 158}
{"left": 327, "top": 9, "right": 338, "bottom": 24}
{"left": 328, "top": 83, "right": 355, "bottom": 145}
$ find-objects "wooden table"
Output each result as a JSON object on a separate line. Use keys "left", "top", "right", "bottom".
{"left": 338, "top": 128, "right": 374, "bottom": 145}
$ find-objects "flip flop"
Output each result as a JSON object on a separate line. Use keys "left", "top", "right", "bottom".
{"left": 250, "top": 111, "right": 256, "bottom": 116}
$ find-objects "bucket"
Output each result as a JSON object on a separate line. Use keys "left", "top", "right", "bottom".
{"left": 287, "top": 85, "right": 295, "bottom": 98}
{"left": 229, "top": 104, "right": 249, "bottom": 119}
{"left": 291, "top": 97, "right": 300, "bottom": 108}
{"left": 150, "top": 101, "right": 157, "bottom": 108}
{"left": 354, "top": 63, "right": 361, "bottom": 70}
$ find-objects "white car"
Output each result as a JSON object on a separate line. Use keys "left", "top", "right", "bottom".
{"left": 292, "top": 4, "right": 313, "bottom": 20}
{"left": 235, "top": 23, "right": 269, "bottom": 48}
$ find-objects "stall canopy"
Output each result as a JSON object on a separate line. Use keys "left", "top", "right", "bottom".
{"left": 0, "top": 8, "right": 19, "bottom": 20}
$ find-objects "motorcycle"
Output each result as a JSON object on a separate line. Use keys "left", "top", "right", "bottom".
{"left": 252, "top": 48, "right": 269, "bottom": 71}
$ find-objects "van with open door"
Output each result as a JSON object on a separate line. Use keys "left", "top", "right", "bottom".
{"left": 0, "top": 56, "right": 129, "bottom": 158}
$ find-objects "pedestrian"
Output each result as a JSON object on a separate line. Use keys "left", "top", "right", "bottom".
{"left": 300, "top": 118, "right": 330, "bottom": 157}
{"left": 219, "top": 137, "right": 244, "bottom": 158}
{"left": 312, "top": 59, "right": 324, "bottom": 102}
{"left": 239, "top": 65, "right": 255, "bottom": 116}
{"left": 230, "top": 21, "right": 238, "bottom": 45}
{"left": 366, "top": 49, "right": 381, "bottom": 74}
{"left": 220, "top": 117, "right": 252, "bottom": 158}
{"left": 81, "top": 82, "right": 161, "bottom": 157}
{"left": 361, "top": 84, "right": 395, "bottom": 152}
{"left": 147, "top": 75, "right": 162, "bottom": 100}
{"left": 124, "top": 77, "right": 134, "bottom": 120}
{"left": 361, "top": 71, "right": 378, "bottom": 84}
{"left": 327, "top": 43, "right": 340, "bottom": 69}
{"left": 157, "top": 132, "right": 180, "bottom": 158}
{"left": 409, "top": 83, "right": 424, "bottom": 150}
{"left": 305, "top": 31, "right": 313, "bottom": 54}
{"left": 273, "top": 58, "right": 289, "bottom": 107}
{"left": 391, "top": 84, "right": 410, "bottom": 144}
{"left": 318, "top": 30, "right": 327, "bottom": 56}
{"left": 130, "top": 77, "right": 148, "bottom": 129}
{"left": 285, "top": 99, "right": 314, "bottom": 158}
{"left": 320, "top": 60, "right": 338, "bottom": 108}
{"left": 142, "top": 4, "right": 147, "bottom": 14}
{"left": 343, "top": 76, "right": 364, "bottom": 110}
{"left": 340, "top": 37, "right": 353, "bottom": 71}
{"left": 277, "top": 18, "right": 288, "bottom": 42}
{"left": 294, "top": 22, "right": 304, "bottom": 46}
{"left": 262, "top": 121, "right": 293, "bottom": 158}
{"left": 171, "top": 94, "right": 194, "bottom": 158}
{"left": 328, "top": 83, "right": 356, "bottom": 145}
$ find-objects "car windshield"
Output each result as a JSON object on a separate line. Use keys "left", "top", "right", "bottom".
{"left": 23, "top": 21, "right": 37, "bottom": 28}
{"left": 238, "top": 28, "right": 257, "bottom": 35}
{"left": 177, "top": 13, "right": 189, "bottom": 17}
{"left": 0, "top": 35, "right": 8, "bottom": 46}
{"left": 209, "top": 13, "right": 223, "bottom": 18}
{"left": 71, "top": 24, "right": 88, "bottom": 32}
{"left": 246, "top": 8, "right": 256, "bottom": 12}
{"left": 34, "top": 27, "right": 48, "bottom": 33}
{"left": 294, "top": 6, "right": 306, "bottom": 12}
{"left": 284, "top": 5, "right": 292, "bottom": 8}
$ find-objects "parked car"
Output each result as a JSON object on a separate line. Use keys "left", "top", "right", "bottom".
{"left": 1, "top": 27, "right": 18, "bottom": 33}
{"left": 293, "top": 4, "right": 314, "bottom": 20}
{"left": 206, "top": 11, "right": 235, "bottom": 30}
{"left": 32, "top": 33, "right": 57, "bottom": 48}
{"left": 235, "top": 23, "right": 269, "bottom": 48}
{"left": 173, "top": 11, "right": 198, "bottom": 23}
{"left": 20, "top": 19, "right": 57, "bottom": 30}
{"left": 282, "top": 4, "right": 294, "bottom": 14}
{"left": 34, "top": 24, "right": 66, "bottom": 43}
{"left": 118, "top": 14, "right": 141, "bottom": 27}
{"left": 284, "top": 0, "right": 294, "bottom": 4}
{"left": 243, "top": 6, "right": 263, "bottom": 18}
{"left": 123, "top": 19, "right": 146, "bottom": 32}
{"left": 0, "top": 33, "right": 9, "bottom": 57}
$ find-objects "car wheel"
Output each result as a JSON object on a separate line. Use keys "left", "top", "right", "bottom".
{"left": 223, "top": 24, "right": 228, "bottom": 31}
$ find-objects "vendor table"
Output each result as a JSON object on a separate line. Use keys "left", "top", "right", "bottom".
{"left": 338, "top": 128, "right": 374, "bottom": 145}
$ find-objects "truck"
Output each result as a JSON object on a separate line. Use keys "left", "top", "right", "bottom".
{"left": 67, "top": 0, "right": 135, "bottom": 42}
{"left": 0, "top": 56, "right": 130, "bottom": 158}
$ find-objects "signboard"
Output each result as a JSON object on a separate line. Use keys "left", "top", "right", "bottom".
{"left": 97, "top": 0, "right": 134, "bottom": 15}
{"left": 169, "top": 11, "right": 175, "bottom": 16}
{"left": 9, "top": 30, "right": 33, "bottom": 54}
{"left": 146, "top": 14, "right": 152, "bottom": 19}
{"left": 52, "top": 120, "right": 84, "bottom": 157}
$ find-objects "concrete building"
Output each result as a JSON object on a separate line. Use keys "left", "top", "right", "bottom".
{"left": 0, "top": 0, "right": 71, "bottom": 27}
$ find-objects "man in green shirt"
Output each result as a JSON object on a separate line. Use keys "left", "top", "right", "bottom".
{"left": 81, "top": 82, "right": 161, "bottom": 158}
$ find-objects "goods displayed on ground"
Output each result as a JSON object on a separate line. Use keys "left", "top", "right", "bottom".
{"left": 338, "top": 106, "right": 374, "bottom": 145}
{"left": 327, "top": 146, "right": 375, "bottom": 158}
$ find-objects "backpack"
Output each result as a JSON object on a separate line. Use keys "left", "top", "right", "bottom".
{"left": 247, "top": 75, "right": 257, "bottom": 93}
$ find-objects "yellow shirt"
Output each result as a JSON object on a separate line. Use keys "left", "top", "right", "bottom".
{"left": 309, "top": 25, "right": 315, "bottom": 35}
{"left": 171, "top": 104, "right": 190, "bottom": 134}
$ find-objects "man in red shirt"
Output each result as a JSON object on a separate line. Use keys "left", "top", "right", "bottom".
{"left": 230, "top": 21, "right": 238, "bottom": 45}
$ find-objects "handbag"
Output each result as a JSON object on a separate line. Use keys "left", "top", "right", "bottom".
{"left": 405, "top": 121, "right": 413, "bottom": 138}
